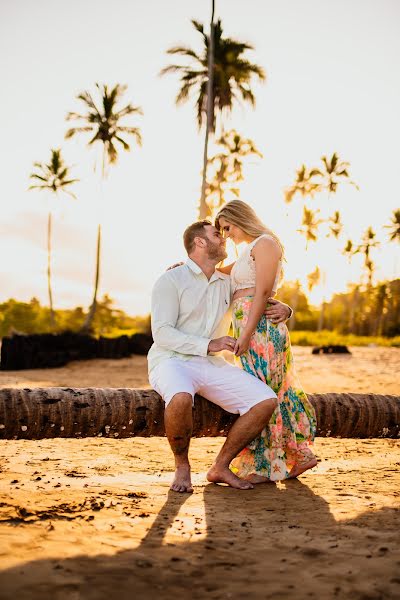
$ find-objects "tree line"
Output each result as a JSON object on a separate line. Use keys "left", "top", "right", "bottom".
{"left": 26, "top": 4, "right": 399, "bottom": 336}
{"left": 1, "top": 278, "right": 398, "bottom": 341}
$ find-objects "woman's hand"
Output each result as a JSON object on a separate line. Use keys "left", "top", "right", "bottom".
{"left": 234, "top": 331, "right": 252, "bottom": 356}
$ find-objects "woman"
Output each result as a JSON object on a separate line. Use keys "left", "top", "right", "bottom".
{"left": 215, "top": 200, "right": 317, "bottom": 482}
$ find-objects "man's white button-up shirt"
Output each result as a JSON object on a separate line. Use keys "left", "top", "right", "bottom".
{"left": 147, "top": 258, "right": 232, "bottom": 374}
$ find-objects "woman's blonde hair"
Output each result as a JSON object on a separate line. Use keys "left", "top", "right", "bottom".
{"left": 215, "top": 199, "right": 284, "bottom": 257}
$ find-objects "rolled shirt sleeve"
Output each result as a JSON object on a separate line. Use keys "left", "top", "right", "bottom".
{"left": 151, "top": 275, "right": 211, "bottom": 357}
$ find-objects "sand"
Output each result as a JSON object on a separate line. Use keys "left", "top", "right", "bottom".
{"left": 0, "top": 346, "right": 399, "bottom": 599}
{"left": 0, "top": 346, "right": 399, "bottom": 394}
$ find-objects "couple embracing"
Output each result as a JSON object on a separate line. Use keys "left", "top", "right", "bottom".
{"left": 148, "top": 200, "right": 317, "bottom": 493}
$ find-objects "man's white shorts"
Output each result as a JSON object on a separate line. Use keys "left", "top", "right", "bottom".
{"left": 149, "top": 357, "right": 276, "bottom": 416}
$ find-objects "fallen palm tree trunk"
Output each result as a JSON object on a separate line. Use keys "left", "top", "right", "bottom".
{"left": 0, "top": 388, "right": 399, "bottom": 440}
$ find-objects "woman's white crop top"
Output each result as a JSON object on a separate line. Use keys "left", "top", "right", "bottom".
{"left": 230, "top": 234, "right": 282, "bottom": 295}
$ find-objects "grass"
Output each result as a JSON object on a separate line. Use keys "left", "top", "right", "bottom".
{"left": 101, "top": 327, "right": 400, "bottom": 348}
{"left": 290, "top": 330, "right": 400, "bottom": 347}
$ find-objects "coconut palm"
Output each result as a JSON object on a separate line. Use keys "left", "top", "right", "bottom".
{"left": 65, "top": 83, "right": 142, "bottom": 332}
{"left": 318, "top": 152, "right": 359, "bottom": 195}
{"left": 384, "top": 209, "right": 400, "bottom": 243}
{"left": 297, "top": 207, "right": 323, "bottom": 249}
{"left": 160, "top": 17, "right": 265, "bottom": 218}
{"left": 327, "top": 210, "right": 343, "bottom": 239}
{"left": 343, "top": 239, "right": 354, "bottom": 262}
{"left": 284, "top": 165, "right": 322, "bottom": 204}
{"left": 28, "top": 149, "right": 78, "bottom": 328}
{"left": 205, "top": 129, "right": 262, "bottom": 216}
{"left": 1, "top": 388, "right": 398, "bottom": 439}
{"left": 307, "top": 266, "right": 321, "bottom": 293}
{"left": 355, "top": 226, "right": 380, "bottom": 287}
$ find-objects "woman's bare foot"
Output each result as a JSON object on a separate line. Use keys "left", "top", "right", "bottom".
{"left": 207, "top": 464, "right": 254, "bottom": 489}
{"left": 244, "top": 473, "right": 272, "bottom": 484}
{"left": 170, "top": 464, "right": 193, "bottom": 493}
{"left": 288, "top": 458, "right": 318, "bottom": 479}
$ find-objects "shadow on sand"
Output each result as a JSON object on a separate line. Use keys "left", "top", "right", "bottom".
{"left": 0, "top": 481, "right": 398, "bottom": 599}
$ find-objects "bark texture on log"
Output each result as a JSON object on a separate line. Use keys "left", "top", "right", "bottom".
{"left": 0, "top": 388, "right": 399, "bottom": 440}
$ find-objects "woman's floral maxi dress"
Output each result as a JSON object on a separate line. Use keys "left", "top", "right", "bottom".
{"left": 230, "top": 296, "right": 317, "bottom": 481}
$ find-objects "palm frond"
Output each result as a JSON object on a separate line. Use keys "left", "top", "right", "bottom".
{"left": 65, "top": 126, "right": 93, "bottom": 139}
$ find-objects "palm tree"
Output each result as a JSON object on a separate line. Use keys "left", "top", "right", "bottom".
{"left": 327, "top": 210, "right": 343, "bottom": 239}
{"left": 285, "top": 153, "right": 358, "bottom": 203}
{"left": 28, "top": 149, "right": 78, "bottom": 328}
{"left": 297, "top": 207, "right": 323, "bottom": 249}
{"left": 307, "top": 266, "right": 321, "bottom": 293}
{"left": 160, "top": 17, "right": 266, "bottom": 218}
{"left": 205, "top": 129, "right": 262, "bottom": 216}
{"left": 1, "top": 388, "right": 398, "bottom": 439}
{"left": 318, "top": 152, "right": 359, "bottom": 195}
{"left": 284, "top": 165, "right": 322, "bottom": 204}
{"left": 355, "top": 226, "right": 380, "bottom": 287}
{"left": 65, "top": 83, "right": 143, "bottom": 333}
{"left": 384, "top": 209, "right": 400, "bottom": 242}
{"left": 342, "top": 239, "right": 354, "bottom": 262}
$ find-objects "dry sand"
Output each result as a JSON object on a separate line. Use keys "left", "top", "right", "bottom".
{"left": 0, "top": 346, "right": 399, "bottom": 394}
{"left": 0, "top": 347, "right": 399, "bottom": 599}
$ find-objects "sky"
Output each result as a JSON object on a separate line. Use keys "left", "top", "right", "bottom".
{"left": 0, "top": 0, "right": 399, "bottom": 315}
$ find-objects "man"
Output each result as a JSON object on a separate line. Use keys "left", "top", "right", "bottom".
{"left": 148, "top": 221, "right": 292, "bottom": 493}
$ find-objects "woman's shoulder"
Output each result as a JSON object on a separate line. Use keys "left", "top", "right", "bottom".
{"left": 250, "top": 234, "right": 282, "bottom": 257}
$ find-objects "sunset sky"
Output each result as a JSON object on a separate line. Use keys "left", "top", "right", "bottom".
{"left": 1, "top": 0, "right": 399, "bottom": 314}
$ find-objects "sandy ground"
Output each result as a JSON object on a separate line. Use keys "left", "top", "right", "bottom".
{"left": 0, "top": 347, "right": 399, "bottom": 599}
{"left": 0, "top": 346, "right": 399, "bottom": 394}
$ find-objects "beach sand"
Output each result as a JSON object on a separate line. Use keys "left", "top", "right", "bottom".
{"left": 0, "top": 347, "right": 399, "bottom": 599}
{"left": 0, "top": 346, "right": 399, "bottom": 394}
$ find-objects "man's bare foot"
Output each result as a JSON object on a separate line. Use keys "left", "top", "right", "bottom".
{"left": 244, "top": 473, "right": 272, "bottom": 484}
{"left": 171, "top": 464, "right": 193, "bottom": 493}
{"left": 288, "top": 458, "right": 318, "bottom": 479}
{"left": 207, "top": 464, "right": 254, "bottom": 490}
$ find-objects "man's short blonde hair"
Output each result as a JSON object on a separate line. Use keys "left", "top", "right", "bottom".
{"left": 183, "top": 220, "right": 212, "bottom": 254}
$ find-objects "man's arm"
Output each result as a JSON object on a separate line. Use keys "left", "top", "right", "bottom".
{"left": 151, "top": 274, "right": 237, "bottom": 355}
{"left": 265, "top": 298, "right": 293, "bottom": 323}
{"left": 151, "top": 275, "right": 211, "bottom": 356}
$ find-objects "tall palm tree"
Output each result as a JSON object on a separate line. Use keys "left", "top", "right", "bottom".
{"left": 318, "top": 152, "right": 359, "bottom": 195}
{"left": 297, "top": 207, "right": 323, "bottom": 249}
{"left": 65, "top": 83, "right": 143, "bottom": 333}
{"left": 355, "top": 226, "right": 380, "bottom": 287}
{"left": 384, "top": 209, "right": 400, "bottom": 242}
{"left": 160, "top": 17, "right": 265, "bottom": 218}
{"left": 284, "top": 165, "right": 322, "bottom": 204}
{"left": 205, "top": 129, "right": 262, "bottom": 216}
{"left": 28, "top": 149, "right": 78, "bottom": 328}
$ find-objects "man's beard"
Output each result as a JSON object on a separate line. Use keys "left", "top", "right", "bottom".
{"left": 205, "top": 239, "right": 227, "bottom": 262}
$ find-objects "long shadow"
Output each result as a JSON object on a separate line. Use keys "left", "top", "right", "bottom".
{"left": 0, "top": 481, "right": 398, "bottom": 599}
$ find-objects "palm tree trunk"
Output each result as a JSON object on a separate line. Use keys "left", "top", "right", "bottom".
{"left": 47, "top": 211, "right": 56, "bottom": 329}
{"left": 81, "top": 223, "right": 101, "bottom": 334}
{"left": 0, "top": 388, "right": 398, "bottom": 439}
{"left": 199, "top": 0, "right": 215, "bottom": 219}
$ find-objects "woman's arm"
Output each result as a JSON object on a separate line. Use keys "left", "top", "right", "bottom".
{"left": 216, "top": 261, "right": 235, "bottom": 275}
{"left": 234, "top": 238, "right": 281, "bottom": 356}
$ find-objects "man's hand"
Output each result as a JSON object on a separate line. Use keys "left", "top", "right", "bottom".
{"left": 265, "top": 298, "right": 292, "bottom": 323}
{"left": 208, "top": 336, "right": 237, "bottom": 354}
{"left": 166, "top": 262, "right": 184, "bottom": 271}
